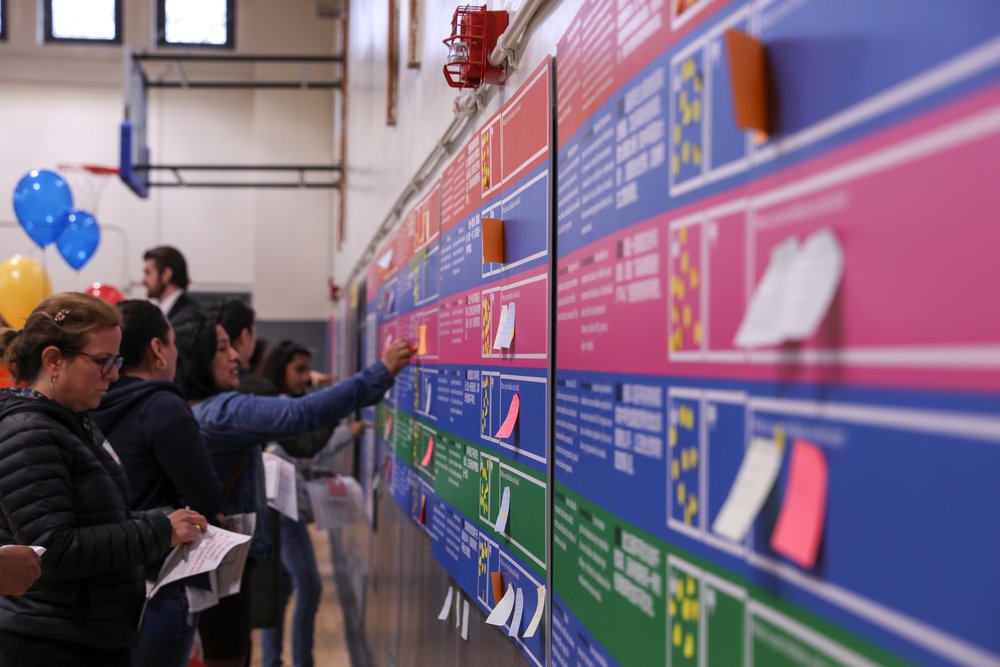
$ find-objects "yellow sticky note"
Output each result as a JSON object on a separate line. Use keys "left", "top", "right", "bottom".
{"left": 691, "top": 600, "right": 700, "bottom": 621}
{"left": 669, "top": 426, "right": 678, "bottom": 447}
{"left": 672, "top": 459, "right": 680, "bottom": 480}
{"left": 672, "top": 154, "right": 680, "bottom": 175}
{"left": 687, "top": 576, "right": 696, "bottom": 596}
{"left": 684, "top": 633, "right": 695, "bottom": 658}
{"left": 690, "top": 448, "right": 699, "bottom": 467}
{"left": 417, "top": 325, "right": 428, "bottom": 355}
{"left": 673, "top": 623, "right": 683, "bottom": 646}
{"left": 679, "top": 405, "right": 694, "bottom": 430}
{"left": 679, "top": 226, "right": 687, "bottom": 244}
{"left": 689, "top": 268, "right": 699, "bottom": 290}
{"left": 683, "top": 305, "right": 692, "bottom": 327}
{"left": 682, "top": 598, "right": 691, "bottom": 621}
{"left": 681, "top": 251, "right": 690, "bottom": 273}
{"left": 674, "top": 124, "right": 682, "bottom": 145}
{"left": 693, "top": 98, "right": 701, "bottom": 123}
{"left": 693, "top": 145, "right": 701, "bottom": 166}
{"left": 670, "top": 599, "right": 677, "bottom": 618}
{"left": 682, "top": 141, "right": 691, "bottom": 162}
{"left": 681, "top": 449, "right": 689, "bottom": 472}
{"left": 693, "top": 321, "right": 702, "bottom": 345}
{"left": 688, "top": 495, "right": 698, "bottom": 516}
{"left": 677, "top": 482, "right": 686, "bottom": 505}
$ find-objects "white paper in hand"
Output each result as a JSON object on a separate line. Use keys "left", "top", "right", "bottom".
{"left": 263, "top": 451, "right": 299, "bottom": 520}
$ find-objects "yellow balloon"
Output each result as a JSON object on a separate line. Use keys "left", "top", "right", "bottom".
{"left": 0, "top": 256, "right": 52, "bottom": 328}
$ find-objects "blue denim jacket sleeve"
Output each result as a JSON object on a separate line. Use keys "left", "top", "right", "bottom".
{"left": 193, "top": 361, "right": 393, "bottom": 448}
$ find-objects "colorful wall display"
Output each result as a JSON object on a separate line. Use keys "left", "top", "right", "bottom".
{"left": 368, "top": 59, "right": 554, "bottom": 666}
{"left": 357, "top": 2, "right": 1000, "bottom": 664}
{"left": 553, "top": 1, "right": 1000, "bottom": 666}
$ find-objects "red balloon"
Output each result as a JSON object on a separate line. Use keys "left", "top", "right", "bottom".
{"left": 85, "top": 282, "right": 124, "bottom": 304}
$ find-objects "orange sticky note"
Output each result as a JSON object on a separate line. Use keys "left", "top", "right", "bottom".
{"left": 482, "top": 217, "right": 505, "bottom": 263}
{"left": 725, "top": 29, "right": 771, "bottom": 135}
{"left": 770, "top": 440, "right": 828, "bottom": 569}
{"left": 421, "top": 436, "right": 435, "bottom": 467}
{"left": 495, "top": 394, "right": 520, "bottom": 439}
{"left": 491, "top": 572, "right": 505, "bottom": 605}
{"left": 417, "top": 325, "right": 428, "bottom": 355}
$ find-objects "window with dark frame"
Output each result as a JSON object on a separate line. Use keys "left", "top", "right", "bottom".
{"left": 157, "top": 0, "right": 234, "bottom": 49}
{"left": 43, "top": 0, "right": 122, "bottom": 44}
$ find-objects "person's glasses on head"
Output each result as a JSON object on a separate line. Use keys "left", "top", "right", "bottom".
{"left": 62, "top": 349, "right": 125, "bottom": 375}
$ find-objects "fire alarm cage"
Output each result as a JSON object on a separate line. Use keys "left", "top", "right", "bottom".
{"left": 442, "top": 5, "right": 509, "bottom": 89}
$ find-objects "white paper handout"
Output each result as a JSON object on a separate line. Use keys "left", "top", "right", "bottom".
{"left": 508, "top": 587, "right": 524, "bottom": 638}
{"left": 263, "top": 452, "right": 299, "bottom": 520}
{"left": 147, "top": 524, "right": 253, "bottom": 601}
{"left": 263, "top": 451, "right": 299, "bottom": 521}
{"left": 486, "top": 584, "right": 516, "bottom": 626}
{"left": 711, "top": 437, "right": 784, "bottom": 542}
{"left": 216, "top": 513, "right": 256, "bottom": 597}
{"left": 734, "top": 228, "right": 843, "bottom": 347}
{"left": 308, "top": 476, "right": 365, "bottom": 531}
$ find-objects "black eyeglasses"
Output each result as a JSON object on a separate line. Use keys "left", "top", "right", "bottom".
{"left": 63, "top": 349, "right": 125, "bottom": 374}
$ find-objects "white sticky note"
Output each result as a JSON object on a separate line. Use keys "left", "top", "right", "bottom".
{"left": 454, "top": 591, "right": 461, "bottom": 629}
{"left": 423, "top": 380, "right": 433, "bottom": 414}
{"left": 485, "top": 584, "right": 516, "bottom": 626}
{"left": 712, "top": 436, "right": 784, "bottom": 542}
{"left": 734, "top": 236, "right": 799, "bottom": 347}
{"left": 782, "top": 228, "right": 844, "bottom": 340}
{"left": 735, "top": 229, "right": 843, "bottom": 347}
{"left": 524, "top": 585, "right": 545, "bottom": 637}
{"left": 437, "top": 586, "right": 453, "bottom": 621}
{"left": 494, "top": 486, "right": 511, "bottom": 534}
{"left": 508, "top": 587, "right": 524, "bottom": 637}
{"left": 461, "top": 599, "right": 470, "bottom": 640}
{"left": 493, "top": 302, "right": 516, "bottom": 350}
{"left": 377, "top": 249, "right": 394, "bottom": 269}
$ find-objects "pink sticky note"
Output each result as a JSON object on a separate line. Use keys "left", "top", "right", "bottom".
{"left": 384, "top": 413, "right": 393, "bottom": 440}
{"left": 495, "top": 394, "right": 520, "bottom": 439}
{"left": 421, "top": 436, "right": 435, "bottom": 467}
{"left": 770, "top": 439, "right": 828, "bottom": 569}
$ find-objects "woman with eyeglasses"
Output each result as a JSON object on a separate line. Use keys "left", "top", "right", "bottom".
{"left": 90, "top": 300, "right": 222, "bottom": 667}
{"left": 0, "top": 293, "right": 207, "bottom": 667}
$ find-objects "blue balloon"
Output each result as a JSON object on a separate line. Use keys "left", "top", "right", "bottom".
{"left": 56, "top": 209, "right": 100, "bottom": 271}
{"left": 12, "top": 169, "right": 74, "bottom": 248}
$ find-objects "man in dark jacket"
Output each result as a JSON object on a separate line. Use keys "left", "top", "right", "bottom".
{"left": 143, "top": 245, "right": 203, "bottom": 351}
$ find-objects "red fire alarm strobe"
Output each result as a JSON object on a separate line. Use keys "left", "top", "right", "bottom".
{"left": 442, "top": 5, "right": 509, "bottom": 89}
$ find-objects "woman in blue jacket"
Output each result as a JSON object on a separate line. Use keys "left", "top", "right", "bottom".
{"left": 91, "top": 300, "right": 222, "bottom": 667}
{"left": 176, "top": 306, "right": 412, "bottom": 667}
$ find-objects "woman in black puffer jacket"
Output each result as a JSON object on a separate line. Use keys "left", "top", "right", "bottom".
{"left": 0, "top": 293, "right": 206, "bottom": 667}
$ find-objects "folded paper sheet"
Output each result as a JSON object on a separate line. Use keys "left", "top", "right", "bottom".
{"left": 486, "top": 584, "right": 516, "bottom": 625}
{"left": 263, "top": 451, "right": 299, "bottom": 520}
{"left": 148, "top": 525, "right": 252, "bottom": 601}
{"left": 712, "top": 436, "right": 783, "bottom": 542}
{"left": 770, "top": 439, "right": 829, "bottom": 568}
